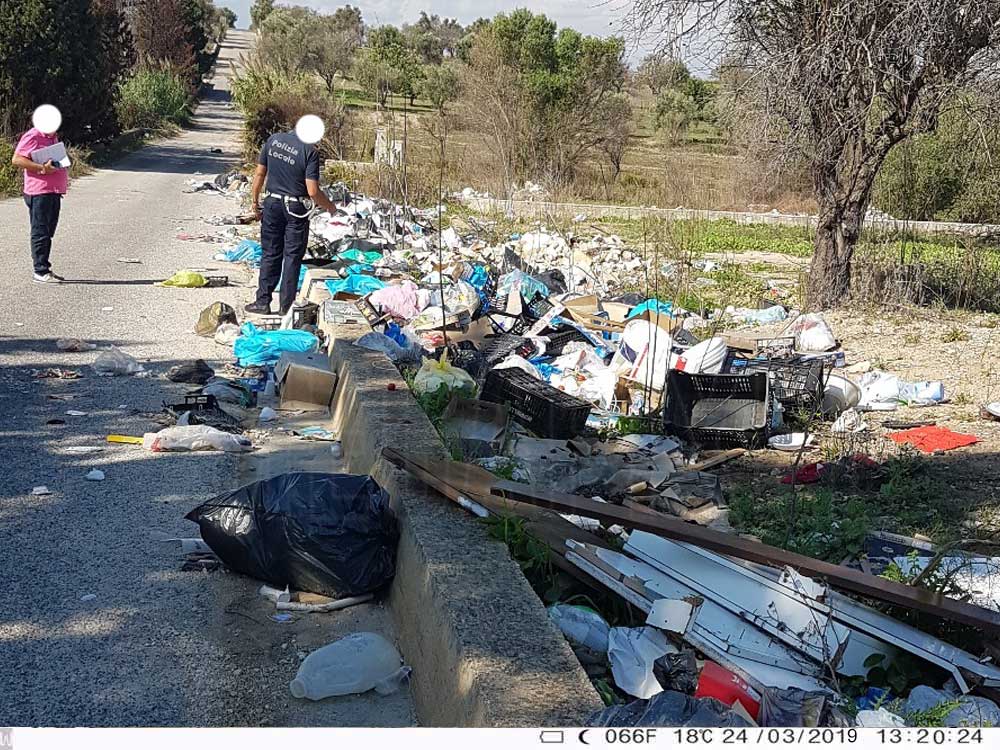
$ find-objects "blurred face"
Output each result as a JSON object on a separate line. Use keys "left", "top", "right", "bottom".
{"left": 295, "top": 115, "right": 325, "bottom": 145}
{"left": 33, "top": 104, "right": 62, "bottom": 135}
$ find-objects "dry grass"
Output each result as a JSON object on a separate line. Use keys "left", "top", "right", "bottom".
{"left": 336, "top": 105, "right": 817, "bottom": 214}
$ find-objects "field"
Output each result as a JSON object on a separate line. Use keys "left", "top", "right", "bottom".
{"left": 327, "top": 77, "right": 815, "bottom": 214}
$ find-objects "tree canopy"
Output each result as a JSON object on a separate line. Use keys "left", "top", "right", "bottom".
{"left": 461, "top": 9, "right": 628, "bottom": 185}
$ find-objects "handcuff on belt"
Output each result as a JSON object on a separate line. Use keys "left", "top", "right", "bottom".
{"left": 260, "top": 192, "right": 316, "bottom": 219}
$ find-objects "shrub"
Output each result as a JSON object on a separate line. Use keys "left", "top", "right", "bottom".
{"left": 115, "top": 68, "right": 191, "bottom": 130}
{"left": 0, "top": 140, "right": 20, "bottom": 197}
{"left": 232, "top": 58, "right": 351, "bottom": 162}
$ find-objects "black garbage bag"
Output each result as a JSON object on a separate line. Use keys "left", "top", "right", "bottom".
{"left": 653, "top": 651, "right": 700, "bottom": 694}
{"left": 590, "top": 690, "right": 754, "bottom": 728}
{"left": 759, "top": 687, "right": 829, "bottom": 727}
{"left": 167, "top": 359, "right": 216, "bottom": 385}
{"left": 186, "top": 472, "right": 398, "bottom": 597}
{"left": 533, "top": 269, "right": 567, "bottom": 295}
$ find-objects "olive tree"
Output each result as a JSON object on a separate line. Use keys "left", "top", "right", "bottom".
{"left": 627, "top": 0, "right": 1000, "bottom": 308}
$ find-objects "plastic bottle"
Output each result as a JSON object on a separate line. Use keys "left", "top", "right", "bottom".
{"left": 289, "top": 632, "right": 409, "bottom": 700}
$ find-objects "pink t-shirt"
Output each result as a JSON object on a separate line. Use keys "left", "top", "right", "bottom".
{"left": 14, "top": 128, "right": 69, "bottom": 196}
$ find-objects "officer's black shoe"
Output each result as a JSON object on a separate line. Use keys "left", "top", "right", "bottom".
{"left": 244, "top": 302, "right": 272, "bottom": 315}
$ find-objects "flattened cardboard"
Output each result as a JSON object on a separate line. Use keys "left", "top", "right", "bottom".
{"left": 275, "top": 352, "right": 337, "bottom": 411}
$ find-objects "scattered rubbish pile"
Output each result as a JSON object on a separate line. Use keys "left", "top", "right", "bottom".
{"left": 384, "top": 449, "right": 1000, "bottom": 728}
{"left": 166, "top": 175, "right": 999, "bottom": 726}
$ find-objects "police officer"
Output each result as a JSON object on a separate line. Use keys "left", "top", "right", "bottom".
{"left": 245, "top": 115, "right": 338, "bottom": 316}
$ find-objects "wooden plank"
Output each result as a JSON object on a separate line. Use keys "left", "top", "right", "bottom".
{"left": 687, "top": 448, "right": 746, "bottom": 472}
{"left": 382, "top": 452, "right": 1000, "bottom": 633}
{"left": 485, "top": 476, "right": 1000, "bottom": 633}
{"left": 380, "top": 447, "right": 610, "bottom": 587}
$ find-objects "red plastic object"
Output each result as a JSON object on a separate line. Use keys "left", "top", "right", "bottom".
{"left": 387, "top": 383, "right": 397, "bottom": 391}
{"left": 694, "top": 661, "right": 762, "bottom": 719}
{"left": 888, "top": 425, "right": 978, "bottom": 454}
{"left": 781, "top": 462, "right": 824, "bottom": 485}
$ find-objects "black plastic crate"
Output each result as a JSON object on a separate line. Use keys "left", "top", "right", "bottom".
{"left": 664, "top": 371, "right": 771, "bottom": 449}
{"left": 725, "top": 355, "right": 824, "bottom": 408}
{"left": 481, "top": 334, "right": 534, "bottom": 365}
{"left": 291, "top": 302, "right": 319, "bottom": 329}
{"left": 204, "top": 275, "right": 229, "bottom": 288}
{"left": 488, "top": 310, "right": 528, "bottom": 335}
{"left": 482, "top": 368, "right": 591, "bottom": 439}
{"left": 449, "top": 344, "right": 487, "bottom": 381}
{"left": 163, "top": 394, "right": 242, "bottom": 431}
{"left": 542, "top": 326, "right": 592, "bottom": 356}
{"left": 526, "top": 293, "right": 554, "bottom": 320}
{"left": 485, "top": 290, "right": 550, "bottom": 335}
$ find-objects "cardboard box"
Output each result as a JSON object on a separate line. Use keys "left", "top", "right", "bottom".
{"left": 563, "top": 295, "right": 627, "bottom": 333}
{"left": 275, "top": 352, "right": 338, "bottom": 411}
{"left": 602, "top": 302, "right": 632, "bottom": 324}
{"left": 321, "top": 299, "right": 366, "bottom": 326}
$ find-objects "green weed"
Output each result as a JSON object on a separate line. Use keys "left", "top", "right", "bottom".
{"left": 482, "top": 515, "right": 555, "bottom": 595}
{"left": 905, "top": 700, "right": 963, "bottom": 728}
{"left": 877, "top": 452, "right": 950, "bottom": 535}
{"left": 728, "top": 484, "right": 871, "bottom": 562}
{"left": 942, "top": 327, "right": 971, "bottom": 343}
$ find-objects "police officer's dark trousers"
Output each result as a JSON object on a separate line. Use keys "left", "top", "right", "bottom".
{"left": 256, "top": 197, "right": 309, "bottom": 313}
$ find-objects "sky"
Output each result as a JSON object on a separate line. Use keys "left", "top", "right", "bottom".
{"left": 215, "top": 0, "right": 721, "bottom": 73}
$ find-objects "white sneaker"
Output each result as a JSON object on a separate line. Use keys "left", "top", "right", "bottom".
{"left": 33, "top": 272, "right": 63, "bottom": 284}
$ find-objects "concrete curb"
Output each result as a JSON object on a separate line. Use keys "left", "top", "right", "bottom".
{"left": 326, "top": 320, "right": 604, "bottom": 726}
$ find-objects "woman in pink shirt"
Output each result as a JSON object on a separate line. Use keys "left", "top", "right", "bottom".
{"left": 11, "top": 108, "right": 69, "bottom": 283}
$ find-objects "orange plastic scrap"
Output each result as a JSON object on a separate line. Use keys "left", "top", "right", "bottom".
{"left": 887, "top": 425, "right": 979, "bottom": 454}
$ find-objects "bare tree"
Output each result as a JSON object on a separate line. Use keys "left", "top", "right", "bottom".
{"left": 626, "top": 1, "right": 1000, "bottom": 308}
{"left": 598, "top": 96, "right": 635, "bottom": 186}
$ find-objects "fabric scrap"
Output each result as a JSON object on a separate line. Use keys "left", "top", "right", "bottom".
{"left": 888, "top": 425, "right": 978, "bottom": 454}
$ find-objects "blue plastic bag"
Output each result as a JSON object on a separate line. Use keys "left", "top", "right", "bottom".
{"left": 325, "top": 274, "right": 386, "bottom": 298}
{"left": 340, "top": 248, "right": 383, "bottom": 264}
{"left": 220, "top": 239, "right": 263, "bottom": 268}
{"left": 233, "top": 323, "right": 319, "bottom": 366}
{"left": 626, "top": 299, "right": 674, "bottom": 320}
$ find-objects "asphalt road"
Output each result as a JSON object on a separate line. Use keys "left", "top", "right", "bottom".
{"left": 0, "top": 32, "right": 413, "bottom": 727}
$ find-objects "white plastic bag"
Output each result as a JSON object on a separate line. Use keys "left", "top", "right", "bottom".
{"left": 214, "top": 323, "right": 240, "bottom": 347}
{"left": 354, "top": 332, "right": 422, "bottom": 363}
{"left": 548, "top": 604, "right": 611, "bottom": 653}
{"left": 290, "top": 632, "right": 411, "bottom": 700}
{"left": 789, "top": 313, "right": 837, "bottom": 352}
{"left": 856, "top": 708, "right": 906, "bottom": 728}
{"left": 672, "top": 337, "right": 728, "bottom": 374}
{"left": 903, "top": 685, "right": 1000, "bottom": 727}
{"left": 442, "top": 279, "right": 480, "bottom": 315}
{"left": 608, "top": 626, "right": 677, "bottom": 699}
{"left": 412, "top": 355, "right": 476, "bottom": 396}
{"left": 143, "top": 425, "right": 252, "bottom": 453}
{"left": 93, "top": 347, "right": 146, "bottom": 376}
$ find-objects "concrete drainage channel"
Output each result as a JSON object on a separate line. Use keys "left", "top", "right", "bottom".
{"left": 321, "top": 317, "right": 603, "bottom": 726}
